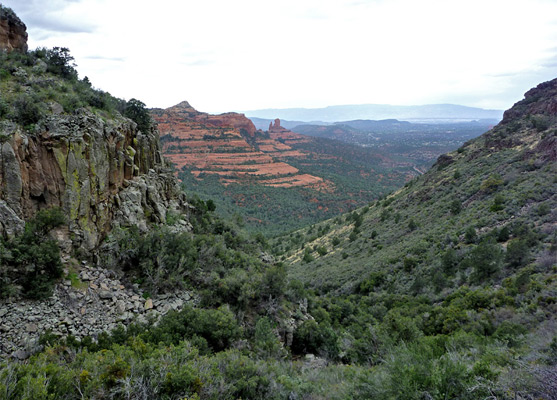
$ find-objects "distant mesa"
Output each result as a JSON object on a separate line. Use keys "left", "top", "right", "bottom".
{"left": 151, "top": 102, "right": 327, "bottom": 189}
{"left": 157, "top": 101, "right": 258, "bottom": 137}
{"left": 0, "top": 6, "right": 28, "bottom": 52}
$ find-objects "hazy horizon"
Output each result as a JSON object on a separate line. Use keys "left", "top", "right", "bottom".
{"left": 3, "top": 0, "right": 556, "bottom": 113}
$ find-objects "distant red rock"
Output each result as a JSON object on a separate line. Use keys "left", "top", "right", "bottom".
{"left": 268, "top": 118, "right": 289, "bottom": 134}
{"left": 158, "top": 101, "right": 257, "bottom": 137}
{"left": 151, "top": 102, "right": 328, "bottom": 189}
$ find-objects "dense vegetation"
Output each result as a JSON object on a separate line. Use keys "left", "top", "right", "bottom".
{"left": 178, "top": 135, "right": 412, "bottom": 236}
{"left": 101, "top": 197, "right": 287, "bottom": 319}
{"left": 0, "top": 47, "right": 151, "bottom": 132}
{"left": 268, "top": 86, "right": 557, "bottom": 398}
{"left": 0, "top": 208, "right": 65, "bottom": 299}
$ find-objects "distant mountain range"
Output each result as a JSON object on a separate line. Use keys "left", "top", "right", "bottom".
{"left": 244, "top": 103, "right": 503, "bottom": 123}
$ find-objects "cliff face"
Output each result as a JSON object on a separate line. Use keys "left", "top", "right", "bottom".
{"left": 0, "top": 6, "right": 28, "bottom": 52}
{"left": 0, "top": 110, "right": 189, "bottom": 250}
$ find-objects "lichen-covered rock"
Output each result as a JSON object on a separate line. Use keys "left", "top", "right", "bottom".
{"left": 0, "top": 109, "right": 191, "bottom": 250}
{"left": 0, "top": 200, "right": 24, "bottom": 237}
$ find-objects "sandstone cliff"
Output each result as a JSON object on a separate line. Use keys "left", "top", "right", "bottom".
{"left": 0, "top": 6, "right": 28, "bottom": 52}
{"left": 0, "top": 110, "right": 190, "bottom": 250}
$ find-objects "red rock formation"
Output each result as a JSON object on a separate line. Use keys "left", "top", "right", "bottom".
{"left": 268, "top": 118, "right": 289, "bottom": 134}
{"left": 156, "top": 102, "right": 257, "bottom": 137}
{"left": 151, "top": 102, "right": 326, "bottom": 188}
{"left": 0, "top": 7, "right": 28, "bottom": 52}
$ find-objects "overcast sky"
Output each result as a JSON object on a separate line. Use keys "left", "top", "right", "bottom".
{"left": 3, "top": 0, "right": 557, "bottom": 113}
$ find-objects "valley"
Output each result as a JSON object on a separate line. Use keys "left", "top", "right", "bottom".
{"left": 153, "top": 103, "right": 420, "bottom": 234}
{"left": 153, "top": 103, "right": 492, "bottom": 235}
{"left": 0, "top": 6, "right": 556, "bottom": 400}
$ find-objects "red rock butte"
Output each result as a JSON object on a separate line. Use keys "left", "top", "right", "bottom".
{"left": 151, "top": 103, "right": 329, "bottom": 189}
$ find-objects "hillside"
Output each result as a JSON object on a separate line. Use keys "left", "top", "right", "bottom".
{"left": 281, "top": 79, "right": 556, "bottom": 292}
{"left": 153, "top": 104, "right": 414, "bottom": 234}
{"left": 264, "top": 79, "right": 557, "bottom": 398}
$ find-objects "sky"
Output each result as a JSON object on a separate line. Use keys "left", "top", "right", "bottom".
{"left": 2, "top": 0, "right": 557, "bottom": 113}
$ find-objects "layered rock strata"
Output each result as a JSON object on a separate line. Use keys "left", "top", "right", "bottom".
{"left": 152, "top": 102, "right": 328, "bottom": 189}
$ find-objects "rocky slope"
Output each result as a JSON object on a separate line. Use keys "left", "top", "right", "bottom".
{"left": 0, "top": 259, "right": 196, "bottom": 358}
{"left": 0, "top": 5, "right": 28, "bottom": 52}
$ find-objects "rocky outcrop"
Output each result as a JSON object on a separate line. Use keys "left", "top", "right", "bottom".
{"left": 0, "top": 260, "right": 196, "bottom": 358}
{"left": 501, "top": 78, "right": 557, "bottom": 124}
{"left": 0, "top": 6, "right": 28, "bottom": 52}
{"left": 0, "top": 108, "right": 191, "bottom": 249}
{"left": 153, "top": 101, "right": 257, "bottom": 137}
{"left": 268, "top": 118, "right": 289, "bottom": 134}
{"left": 485, "top": 78, "right": 557, "bottom": 151}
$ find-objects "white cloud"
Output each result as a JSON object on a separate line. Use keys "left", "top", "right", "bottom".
{"left": 3, "top": 0, "right": 557, "bottom": 112}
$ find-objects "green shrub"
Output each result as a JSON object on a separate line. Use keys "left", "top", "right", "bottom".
{"left": 536, "top": 202, "right": 550, "bottom": 216}
{"left": 292, "top": 319, "right": 339, "bottom": 359}
{"left": 144, "top": 306, "right": 241, "bottom": 352}
{"left": 316, "top": 246, "right": 328, "bottom": 256}
{"left": 125, "top": 98, "right": 151, "bottom": 133}
{"left": 442, "top": 248, "right": 459, "bottom": 275}
{"left": 0, "top": 208, "right": 64, "bottom": 299}
{"left": 13, "top": 94, "right": 44, "bottom": 126}
{"left": 497, "top": 226, "right": 510, "bottom": 242}
{"left": 380, "top": 309, "right": 422, "bottom": 344}
{"left": 302, "top": 248, "right": 315, "bottom": 263}
{"left": 481, "top": 174, "right": 504, "bottom": 193}
{"left": 490, "top": 194, "right": 505, "bottom": 212}
{"left": 254, "top": 317, "right": 284, "bottom": 359}
{"left": 467, "top": 240, "right": 503, "bottom": 284}
{"left": 359, "top": 271, "right": 386, "bottom": 293}
{"left": 449, "top": 199, "right": 462, "bottom": 214}
{"left": 465, "top": 226, "right": 477, "bottom": 244}
{"left": 505, "top": 239, "right": 530, "bottom": 268}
